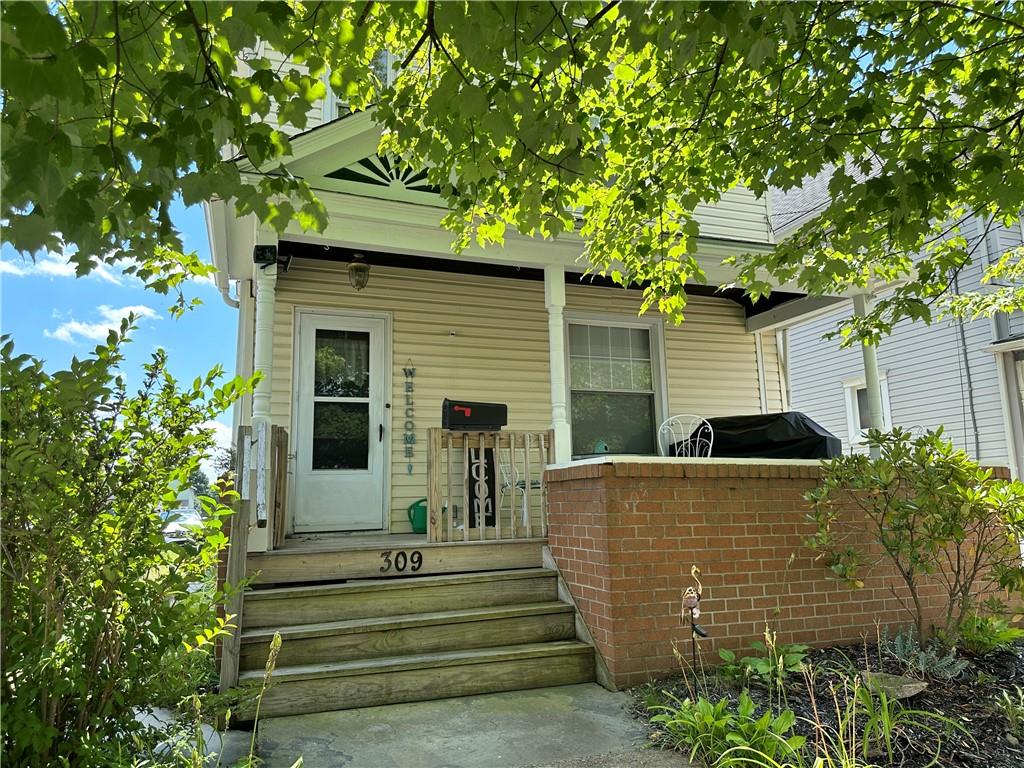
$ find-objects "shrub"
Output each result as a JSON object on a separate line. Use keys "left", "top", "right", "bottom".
{"left": 956, "top": 614, "right": 1024, "bottom": 657}
{"left": 805, "top": 428, "right": 1024, "bottom": 645}
{"left": 0, "top": 329, "right": 248, "bottom": 765}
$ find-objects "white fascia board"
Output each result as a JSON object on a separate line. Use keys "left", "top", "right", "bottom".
{"left": 235, "top": 111, "right": 379, "bottom": 174}
{"left": 746, "top": 295, "right": 850, "bottom": 333}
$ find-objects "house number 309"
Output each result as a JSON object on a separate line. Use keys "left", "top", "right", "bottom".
{"left": 379, "top": 550, "right": 423, "bottom": 573}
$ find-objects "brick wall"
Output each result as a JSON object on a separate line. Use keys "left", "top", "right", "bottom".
{"left": 546, "top": 461, "right": 1006, "bottom": 689}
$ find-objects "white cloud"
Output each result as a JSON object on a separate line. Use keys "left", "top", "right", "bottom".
{"left": 199, "top": 419, "right": 234, "bottom": 481}
{"left": 1, "top": 251, "right": 125, "bottom": 285}
{"left": 44, "top": 304, "right": 160, "bottom": 344}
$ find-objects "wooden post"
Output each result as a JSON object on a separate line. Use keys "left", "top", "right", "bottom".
{"left": 508, "top": 432, "right": 517, "bottom": 540}
{"left": 271, "top": 427, "right": 289, "bottom": 549}
{"left": 427, "top": 427, "right": 443, "bottom": 543}
{"left": 219, "top": 426, "right": 252, "bottom": 693}
{"left": 446, "top": 431, "right": 454, "bottom": 543}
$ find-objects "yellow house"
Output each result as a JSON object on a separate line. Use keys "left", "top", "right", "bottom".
{"left": 206, "top": 112, "right": 839, "bottom": 716}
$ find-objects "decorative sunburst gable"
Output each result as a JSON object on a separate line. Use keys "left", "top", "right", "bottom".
{"left": 326, "top": 154, "right": 439, "bottom": 194}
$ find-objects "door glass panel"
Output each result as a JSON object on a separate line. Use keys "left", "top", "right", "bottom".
{"left": 571, "top": 392, "right": 656, "bottom": 455}
{"left": 312, "top": 402, "right": 369, "bottom": 469}
{"left": 315, "top": 330, "right": 370, "bottom": 397}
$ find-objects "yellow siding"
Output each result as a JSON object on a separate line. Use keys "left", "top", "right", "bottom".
{"left": 272, "top": 260, "right": 771, "bottom": 532}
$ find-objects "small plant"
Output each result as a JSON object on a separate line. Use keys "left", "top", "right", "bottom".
{"left": 996, "top": 686, "right": 1024, "bottom": 739}
{"left": 719, "top": 625, "right": 809, "bottom": 702}
{"left": 880, "top": 629, "right": 968, "bottom": 681}
{"left": 956, "top": 614, "right": 1024, "bottom": 657}
{"left": 651, "top": 690, "right": 805, "bottom": 767}
{"left": 855, "top": 683, "right": 966, "bottom": 764}
{"left": 805, "top": 428, "right": 1024, "bottom": 646}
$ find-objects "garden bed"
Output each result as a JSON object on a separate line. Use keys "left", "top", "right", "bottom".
{"left": 631, "top": 640, "right": 1024, "bottom": 768}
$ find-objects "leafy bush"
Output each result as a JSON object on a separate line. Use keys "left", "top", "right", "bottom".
{"left": 0, "top": 329, "right": 248, "bottom": 765}
{"left": 880, "top": 629, "right": 968, "bottom": 681}
{"left": 956, "top": 614, "right": 1024, "bottom": 657}
{"left": 805, "top": 428, "right": 1024, "bottom": 645}
{"left": 651, "top": 691, "right": 805, "bottom": 767}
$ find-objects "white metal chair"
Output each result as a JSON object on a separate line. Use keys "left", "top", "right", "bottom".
{"left": 658, "top": 415, "right": 714, "bottom": 458}
{"left": 498, "top": 452, "right": 541, "bottom": 529}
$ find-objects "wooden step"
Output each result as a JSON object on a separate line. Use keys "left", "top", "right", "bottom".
{"left": 236, "top": 642, "right": 595, "bottom": 719}
{"left": 246, "top": 538, "right": 546, "bottom": 585}
{"left": 242, "top": 568, "right": 558, "bottom": 628}
{"left": 239, "top": 602, "right": 575, "bottom": 670}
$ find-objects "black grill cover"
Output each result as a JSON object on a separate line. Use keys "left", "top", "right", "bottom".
{"left": 677, "top": 412, "right": 841, "bottom": 459}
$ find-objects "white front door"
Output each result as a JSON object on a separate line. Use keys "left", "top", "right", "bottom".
{"left": 293, "top": 311, "right": 388, "bottom": 532}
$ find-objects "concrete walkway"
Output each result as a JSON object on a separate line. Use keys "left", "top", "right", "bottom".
{"left": 256, "top": 683, "right": 689, "bottom": 768}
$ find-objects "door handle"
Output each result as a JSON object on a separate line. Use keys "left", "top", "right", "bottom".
{"left": 379, "top": 423, "right": 384, "bottom": 442}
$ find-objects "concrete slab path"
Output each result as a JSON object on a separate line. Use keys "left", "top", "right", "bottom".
{"left": 256, "top": 683, "right": 689, "bottom": 768}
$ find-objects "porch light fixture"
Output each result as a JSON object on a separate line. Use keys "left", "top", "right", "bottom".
{"left": 348, "top": 253, "right": 370, "bottom": 291}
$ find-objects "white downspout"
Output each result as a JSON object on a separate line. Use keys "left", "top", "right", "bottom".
{"left": 544, "top": 265, "right": 572, "bottom": 464}
{"left": 852, "top": 292, "right": 885, "bottom": 459}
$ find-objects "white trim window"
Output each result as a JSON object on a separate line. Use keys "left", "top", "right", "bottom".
{"left": 842, "top": 374, "right": 892, "bottom": 445}
{"left": 567, "top": 320, "right": 661, "bottom": 457}
{"left": 323, "top": 51, "right": 401, "bottom": 123}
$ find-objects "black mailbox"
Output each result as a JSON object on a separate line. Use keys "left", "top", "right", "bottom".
{"left": 441, "top": 399, "right": 508, "bottom": 431}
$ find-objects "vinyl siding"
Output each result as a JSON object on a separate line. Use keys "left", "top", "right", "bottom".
{"left": 788, "top": 303, "right": 1011, "bottom": 467}
{"left": 270, "top": 260, "right": 777, "bottom": 531}
{"left": 694, "top": 186, "right": 771, "bottom": 243}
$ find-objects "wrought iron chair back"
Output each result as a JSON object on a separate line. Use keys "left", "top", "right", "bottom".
{"left": 658, "top": 415, "right": 714, "bottom": 458}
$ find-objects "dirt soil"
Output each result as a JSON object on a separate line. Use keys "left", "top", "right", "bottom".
{"left": 630, "top": 641, "right": 1024, "bottom": 768}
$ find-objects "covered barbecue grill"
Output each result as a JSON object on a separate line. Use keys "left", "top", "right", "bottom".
{"left": 675, "top": 411, "right": 841, "bottom": 459}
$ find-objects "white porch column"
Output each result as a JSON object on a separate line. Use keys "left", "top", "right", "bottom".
{"left": 251, "top": 264, "right": 278, "bottom": 423}
{"left": 545, "top": 265, "right": 572, "bottom": 464}
{"left": 852, "top": 292, "right": 885, "bottom": 459}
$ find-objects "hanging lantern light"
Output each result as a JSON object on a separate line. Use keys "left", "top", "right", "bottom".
{"left": 348, "top": 253, "right": 370, "bottom": 291}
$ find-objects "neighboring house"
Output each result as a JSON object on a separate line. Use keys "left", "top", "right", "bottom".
{"left": 205, "top": 106, "right": 974, "bottom": 717}
{"left": 772, "top": 183, "right": 1024, "bottom": 477}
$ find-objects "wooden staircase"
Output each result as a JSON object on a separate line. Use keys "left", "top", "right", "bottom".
{"left": 234, "top": 551, "right": 595, "bottom": 719}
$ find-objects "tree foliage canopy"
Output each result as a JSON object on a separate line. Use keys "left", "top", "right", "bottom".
{"left": 3, "top": 1, "right": 1022, "bottom": 337}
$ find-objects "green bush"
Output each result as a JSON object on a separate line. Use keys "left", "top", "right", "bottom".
{"left": 0, "top": 328, "right": 248, "bottom": 766}
{"left": 956, "top": 614, "right": 1024, "bottom": 657}
{"left": 996, "top": 686, "right": 1024, "bottom": 739}
{"left": 805, "top": 428, "right": 1024, "bottom": 645}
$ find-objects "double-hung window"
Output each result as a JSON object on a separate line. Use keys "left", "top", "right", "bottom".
{"left": 568, "top": 322, "right": 658, "bottom": 457}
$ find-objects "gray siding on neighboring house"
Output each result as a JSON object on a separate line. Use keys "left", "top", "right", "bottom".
{"left": 787, "top": 216, "right": 1022, "bottom": 468}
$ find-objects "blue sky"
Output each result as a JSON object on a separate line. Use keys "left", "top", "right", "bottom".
{"left": 0, "top": 200, "right": 238, "bottom": 476}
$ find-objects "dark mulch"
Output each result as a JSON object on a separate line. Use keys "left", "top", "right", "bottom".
{"left": 630, "top": 641, "right": 1024, "bottom": 767}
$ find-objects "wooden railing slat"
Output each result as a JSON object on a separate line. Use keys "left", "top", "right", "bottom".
{"left": 446, "top": 431, "right": 454, "bottom": 544}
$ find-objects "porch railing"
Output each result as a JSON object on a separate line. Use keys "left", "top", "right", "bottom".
{"left": 426, "top": 428, "right": 554, "bottom": 543}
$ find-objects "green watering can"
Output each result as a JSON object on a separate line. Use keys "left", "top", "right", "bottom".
{"left": 408, "top": 498, "right": 428, "bottom": 534}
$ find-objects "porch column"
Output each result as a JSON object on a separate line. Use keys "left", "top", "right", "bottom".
{"left": 252, "top": 264, "right": 278, "bottom": 423}
{"left": 545, "top": 265, "right": 572, "bottom": 463}
{"left": 852, "top": 292, "right": 885, "bottom": 459}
